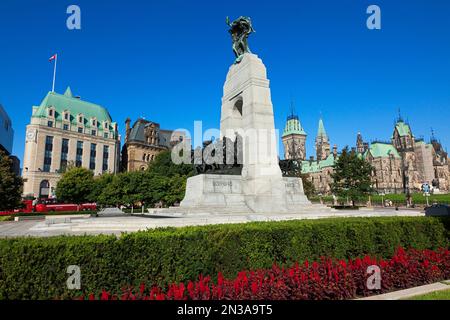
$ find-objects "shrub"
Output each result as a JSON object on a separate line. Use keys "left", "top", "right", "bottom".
{"left": 80, "top": 247, "right": 450, "bottom": 300}
{"left": 0, "top": 216, "right": 448, "bottom": 299}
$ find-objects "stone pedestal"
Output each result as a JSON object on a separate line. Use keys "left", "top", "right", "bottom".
{"left": 180, "top": 174, "right": 310, "bottom": 213}
{"left": 179, "top": 53, "right": 311, "bottom": 214}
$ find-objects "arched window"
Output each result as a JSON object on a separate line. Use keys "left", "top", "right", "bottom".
{"left": 233, "top": 98, "right": 243, "bottom": 116}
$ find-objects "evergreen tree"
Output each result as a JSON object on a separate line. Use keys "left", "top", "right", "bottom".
{"left": 331, "top": 147, "right": 373, "bottom": 206}
{"left": 0, "top": 149, "right": 23, "bottom": 211}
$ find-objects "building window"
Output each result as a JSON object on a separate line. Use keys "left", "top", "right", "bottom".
{"left": 91, "top": 130, "right": 96, "bottom": 136}
{"left": 64, "top": 113, "right": 69, "bottom": 121}
{"left": 63, "top": 124, "right": 69, "bottom": 131}
{"left": 104, "top": 132, "right": 109, "bottom": 139}
{"left": 78, "top": 127, "right": 83, "bottom": 133}
{"left": 39, "top": 180, "right": 50, "bottom": 198}
{"left": 60, "top": 138, "right": 69, "bottom": 172}
{"left": 48, "top": 109, "right": 53, "bottom": 117}
{"left": 43, "top": 136, "right": 53, "bottom": 172}
{"left": 102, "top": 145, "right": 109, "bottom": 172}
{"left": 76, "top": 141, "right": 83, "bottom": 167}
{"left": 89, "top": 143, "right": 97, "bottom": 170}
{"left": 47, "top": 121, "right": 53, "bottom": 127}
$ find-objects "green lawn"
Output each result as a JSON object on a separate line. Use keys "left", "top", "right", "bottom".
{"left": 407, "top": 288, "right": 450, "bottom": 300}
{"left": 310, "top": 193, "right": 450, "bottom": 205}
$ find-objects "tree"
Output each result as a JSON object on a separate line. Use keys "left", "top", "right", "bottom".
{"left": 331, "top": 147, "right": 374, "bottom": 206}
{"left": 90, "top": 150, "right": 194, "bottom": 208}
{"left": 96, "top": 174, "right": 124, "bottom": 207}
{"left": 148, "top": 150, "right": 194, "bottom": 177}
{"left": 55, "top": 167, "right": 94, "bottom": 204}
{"left": 301, "top": 174, "right": 316, "bottom": 199}
{"left": 89, "top": 173, "right": 114, "bottom": 204}
{"left": 0, "top": 149, "right": 23, "bottom": 211}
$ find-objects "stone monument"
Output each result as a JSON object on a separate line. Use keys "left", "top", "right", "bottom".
{"left": 179, "top": 16, "right": 310, "bottom": 213}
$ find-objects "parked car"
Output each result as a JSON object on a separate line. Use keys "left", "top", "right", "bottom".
{"left": 425, "top": 204, "right": 450, "bottom": 217}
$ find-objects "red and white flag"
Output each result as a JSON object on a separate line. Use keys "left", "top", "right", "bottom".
{"left": 49, "top": 54, "right": 57, "bottom": 62}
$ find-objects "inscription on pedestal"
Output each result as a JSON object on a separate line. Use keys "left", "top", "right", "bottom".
{"left": 285, "top": 178, "right": 302, "bottom": 194}
{"left": 213, "top": 180, "right": 233, "bottom": 193}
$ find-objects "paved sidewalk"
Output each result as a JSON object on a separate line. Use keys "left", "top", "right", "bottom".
{"left": 359, "top": 281, "right": 450, "bottom": 300}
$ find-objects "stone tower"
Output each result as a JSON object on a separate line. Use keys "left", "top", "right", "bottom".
{"left": 392, "top": 117, "right": 415, "bottom": 151}
{"left": 356, "top": 132, "right": 369, "bottom": 154}
{"left": 315, "top": 118, "right": 331, "bottom": 161}
{"left": 282, "top": 112, "right": 307, "bottom": 160}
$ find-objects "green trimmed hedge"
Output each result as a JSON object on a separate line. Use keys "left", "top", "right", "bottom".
{"left": 0, "top": 216, "right": 448, "bottom": 299}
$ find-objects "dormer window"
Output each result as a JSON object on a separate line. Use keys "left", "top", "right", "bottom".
{"left": 103, "top": 121, "right": 109, "bottom": 130}
{"left": 78, "top": 114, "right": 84, "bottom": 124}
{"left": 63, "top": 110, "right": 70, "bottom": 121}
{"left": 48, "top": 107, "right": 55, "bottom": 118}
{"left": 91, "top": 118, "right": 97, "bottom": 127}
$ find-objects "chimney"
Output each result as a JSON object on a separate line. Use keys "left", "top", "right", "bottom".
{"left": 333, "top": 145, "right": 338, "bottom": 159}
{"left": 125, "top": 118, "right": 131, "bottom": 142}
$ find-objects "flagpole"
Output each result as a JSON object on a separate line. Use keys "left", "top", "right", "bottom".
{"left": 52, "top": 54, "right": 57, "bottom": 93}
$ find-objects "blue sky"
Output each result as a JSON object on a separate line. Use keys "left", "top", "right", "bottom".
{"left": 1, "top": 0, "right": 449, "bottom": 163}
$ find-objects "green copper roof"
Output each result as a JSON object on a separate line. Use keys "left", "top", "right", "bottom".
{"left": 301, "top": 154, "right": 337, "bottom": 174}
{"left": 367, "top": 143, "right": 401, "bottom": 159}
{"left": 317, "top": 118, "right": 327, "bottom": 137}
{"left": 394, "top": 120, "right": 412, "bottom": 137}
{"left": 32, "top": 88, "right": 113, "bottom": 130}
{"left": 282, "top": 115, "right": 307, "bottom": 137}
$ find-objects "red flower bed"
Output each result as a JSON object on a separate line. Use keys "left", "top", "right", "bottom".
{"left": 79, "top": 247, "right": 450, "bottom": 300}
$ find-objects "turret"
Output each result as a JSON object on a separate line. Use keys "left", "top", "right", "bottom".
{"left": 315, "top": 118, "right": 331, "bottom": 161}
{"left": 281, "top": 109, "right": 307, "bottom": 161}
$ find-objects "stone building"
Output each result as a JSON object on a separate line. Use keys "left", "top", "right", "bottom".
{"left": 283, "top": 113, "right": 450, "bottom": 195}
{"left": 22, "top": 88, "right": 120, "bottom": 198}
{"left": 363, "top": 141, "right": 403, "bottom": 193}
{"left": 281, "top": 115, "right": 338, "bottom": 194}
{"left": 121, "top": 118, "right": 186, "bottom": 172}
{"left": 357, "top": 118, "right": 450, "bottom": 193}
{"left": 430, "top": 138, "right": 449, "bottom": 191}
{"left": 281, "top": 113, "right": 307, "bottom": 160}
{"left": 315, "top": 118, "right": 331, "bottom": 161}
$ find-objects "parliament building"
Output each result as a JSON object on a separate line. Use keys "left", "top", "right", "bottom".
{"left": 282, "top": 113, "right": 450, "bottom": 195}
